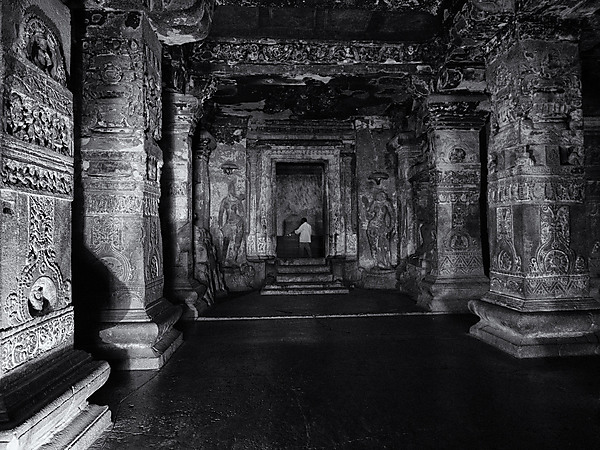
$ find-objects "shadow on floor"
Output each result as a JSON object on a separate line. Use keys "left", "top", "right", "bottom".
{"left": 89, "top": 291, "right": 600, "bottom": 450}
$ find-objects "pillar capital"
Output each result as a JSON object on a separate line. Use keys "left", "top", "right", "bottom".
{"left": 194, "top": 130, "right": 217, "bottom": 160}
{"left": 422, "top": 93, "right": 490, "bottom": 132}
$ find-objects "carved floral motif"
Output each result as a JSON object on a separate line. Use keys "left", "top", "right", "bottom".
{"left": 3, "top": 197, "right": 70, "bottom": 326}
{"left": 1, "top": 310, "right": 74, "bottom": 373}
{"left": 5, "top": 92, "right": 72, "bottom": 156}
{"left": 492, "top": 206, "right": 521, "bottom": 274}
{"left": 0, "top": 159, "right": 72, "bottom": 197}
{"left": 534, "top": 205, "right": 575, "bottom": 275}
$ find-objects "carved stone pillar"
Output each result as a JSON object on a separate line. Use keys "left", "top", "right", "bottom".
{"left": 417, "top": 95, "right": 489, "bottom": 312}
{"left": 192, "top": 130, "right": 227, "bottom": 309}
{"left": 0, "top": 1, "right": 110, "bottom": 447}
{"left": 469, "top": 21, "right": 600, "bottom": 357}
{"left": 391, "top": 133, "right": 421, "bottom": 263}
{"left": 78, "top": 10, "right": 182, "bottom": 369}
{"left": 341, "top": 151, "right": 358, "bottom": 259}
{"left": 160, "top": 91, "right": 200, "bottom": 315}
{"left": 585, "top": 117, "right": 600, "bottom": 299}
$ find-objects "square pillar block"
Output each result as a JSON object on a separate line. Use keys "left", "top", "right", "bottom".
{"left": 0, "top": 0, "right": 111, "bottom": 447}
{"left": 471, "top": 26, "right": 600, "bottom": 357}
{"left": 78, "top": 10, "right": 182, "bottom": 369}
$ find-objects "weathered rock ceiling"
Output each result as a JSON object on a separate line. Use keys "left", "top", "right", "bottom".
{"left": 211, "top": 74, "right": 417, "bottom": 121}
{"left": 520, "top": 0, "right": 600, "bottom": 18}
{"left": 210, "top": 5, "right": 441, "bottom": 41}
{"left": 214, "top": 0, "right": 446, "bottom": 13}
{"left": 68, "top": 0, "right": 215, "bottom": 44}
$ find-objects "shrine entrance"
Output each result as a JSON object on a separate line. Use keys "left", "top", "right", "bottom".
{"left": 275, "top": 162, "right": 326, "bottom": 258}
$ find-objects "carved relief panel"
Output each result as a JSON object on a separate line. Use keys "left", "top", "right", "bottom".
{"left": 0, "top": 3, "right": 75, "bottom": 376}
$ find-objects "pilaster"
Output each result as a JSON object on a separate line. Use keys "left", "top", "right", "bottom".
{"left": 77, "top": 9, "right": 182, "bottom": 369}
{"left": 417, "top": 94, "right": 489, "bottom": 312}
{"left": 469, "top": 19, "right": 600, "bottom": 357}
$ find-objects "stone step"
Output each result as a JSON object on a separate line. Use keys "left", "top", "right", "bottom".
{"left": 278, "top": 258, "right": 327, "bottom": 266}
{"left": 261, "top": 284, "right": 350, "bottom": 296}
{"left": 276, "top": 273, "right": 333, "bottom": 283}
{"left": 261, "top": 288, "right": 350, "bottom": 296}
{"left": 268, "top": 281, "right": 346, "bottom": 289}
{"left": 277, "top": 265, "right": 331, "bottom": 274}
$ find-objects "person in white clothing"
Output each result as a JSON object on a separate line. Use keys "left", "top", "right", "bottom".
{"left": 293, "top": 217, "right": 312, "bottom": 258}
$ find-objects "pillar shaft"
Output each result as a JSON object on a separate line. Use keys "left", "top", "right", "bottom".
{"left": 470, "top": 21, "right": 600, "bottom": 357}
{"left": 161, "top": 91, "right": 200, "bottom": 309}
{"left": 78, "top": 9, "right": 182, "bottom": 369}
{"left": 417, "top": 95, "right": 489, "bottom": 312}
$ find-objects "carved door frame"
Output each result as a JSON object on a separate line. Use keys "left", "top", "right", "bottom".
{"left": 246, "top": 143, "right": 355, "bottom": 260}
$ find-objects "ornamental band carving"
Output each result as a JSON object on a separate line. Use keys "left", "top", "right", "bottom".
{"left": 193, "top": 40, "right": 437, "bottom": 65}
{"left": 1, "top": 310, "right": 74, "bottom": 373}
{"left": 1, "top": 159, "right": 72, "bottom": 196}
{"left": 489, "top": 178, "right": 585, "bottom": 205}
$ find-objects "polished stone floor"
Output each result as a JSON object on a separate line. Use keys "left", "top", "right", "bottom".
{"left": 89, "top": 290, "right": 600, "bottom": 449}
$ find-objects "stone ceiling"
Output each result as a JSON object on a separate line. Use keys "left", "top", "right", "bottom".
{"left": 214, "top": 0, "right": 446, "bottom": 13}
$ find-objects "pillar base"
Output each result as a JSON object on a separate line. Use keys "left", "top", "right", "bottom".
{"left": 0, "top": 350, "right": 111, "bottom": 450}
{"left": 469, "top": 296, "right": 600, "bottom": 358}
{"left": 417, "top": 276, "right": 489, "bottom": 313}
{"left": 180, "top": 280, "right": 209, "bottom": 320}
{"left": 95, "top": 298, "right": 183, "bottom": 370}
{"left": 362, "top": 268, "right": 397, "bottom": 289}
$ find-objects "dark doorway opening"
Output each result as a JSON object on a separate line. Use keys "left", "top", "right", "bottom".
{"left": 275, "top": 162, "right": 326, "bottom": 258}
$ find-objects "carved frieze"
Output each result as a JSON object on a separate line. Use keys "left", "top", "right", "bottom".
{"left": 85, "top": 193, "right": 143, "bottom": 215}
{"left": 1, "top": 158, "right": 72, "bottom": 197}
{"left": 193, "top": 39, "right": 439, "bottom": 66}
{"left": 490, "top": 273, "right": 589, "bottom": 300}
{"left": 424, "top": 100, "right": 489, "bottom": 130}
{"left": 488, "top": 176, "right": 585, "bottom": 205}
{"left": 1, "top": 309, "right": 74, "bottom": 373}
{"left": 3, "top": 47, "right": 73, "bottom": 156}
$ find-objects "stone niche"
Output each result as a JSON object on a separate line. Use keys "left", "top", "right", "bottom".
{"left": 0, "top": 1, "right": 110, "bottom": 448}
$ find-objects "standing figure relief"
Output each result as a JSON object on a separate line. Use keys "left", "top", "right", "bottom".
{"left": 218, "top": 181, "right": 245, "bottom": 265}
{"left": 364, "top": 191, "right": 395, "bottom": 269}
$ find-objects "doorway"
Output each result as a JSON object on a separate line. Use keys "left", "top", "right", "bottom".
{"left": 275, "top": 162, "right": 326, "bottom": 258}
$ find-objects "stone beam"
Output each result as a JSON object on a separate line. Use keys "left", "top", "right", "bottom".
{"left": 189, "top": 38, "right": 444, "bottom": 77}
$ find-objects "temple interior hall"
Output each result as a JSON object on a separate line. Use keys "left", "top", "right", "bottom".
{"left": 2, "top": 0, "right": 600, "bottom": 449}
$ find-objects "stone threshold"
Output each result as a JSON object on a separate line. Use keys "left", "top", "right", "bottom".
{"left": 196, "top": 311, "right": 462, "bottom": 321}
